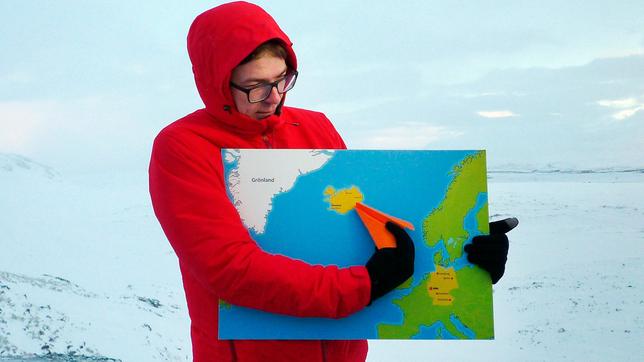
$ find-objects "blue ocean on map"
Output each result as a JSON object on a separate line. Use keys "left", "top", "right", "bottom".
{"left": 220, "top": 150, "right": 487, "bottom": 339}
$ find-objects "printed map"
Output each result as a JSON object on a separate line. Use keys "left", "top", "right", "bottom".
{"left": 220, "top": 149, "right": 493, "bottom": 339}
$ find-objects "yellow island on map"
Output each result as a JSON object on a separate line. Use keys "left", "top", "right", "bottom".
{"left": 427, "top": 266, "right": 459, "bottom": 306}
{"left": 323, "top": 186, "right": 364, "bottom": 214}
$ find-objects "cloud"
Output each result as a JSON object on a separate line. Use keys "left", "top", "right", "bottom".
{"left": 4, "top": 71, "right": 35, "bottom": 84}
{"left": 597, "top": 96, "right": 644, "bottom": 121}
{"left": 456, "top": 91, "right": 508, "bottom": 99}
{"left": 352, "top": 123, "right": 463, "bottom": 149}
{"left": 0, "top": 100, "right": 58, "bottom": 153}
{"left": 311, "top": 96, "right": 404, "bottom": 116}
{"left": 612, "top": 107, "right": 644, "bottom": 121}
{"left": 442, "top": 54, "right": 644, "bottom": 168}
{"left": 597, "top": 97, "right": 639, "bottom": 108}
{"left": 476, "top": 110, "right": 519, "bottom": 119}
{"left": 0, "top": 97, "right": 156, "bottom": 173}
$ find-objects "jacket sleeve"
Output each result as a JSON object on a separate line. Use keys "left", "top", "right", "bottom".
{"left": 149, "top": 128, "right": 371, "bottom": 319}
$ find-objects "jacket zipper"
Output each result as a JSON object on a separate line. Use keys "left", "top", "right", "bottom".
{"left": 321, "top": 340, "right": 327, "bottom": 362}
{"left": 262, "top": 133, "right": 272, "bottom": 148}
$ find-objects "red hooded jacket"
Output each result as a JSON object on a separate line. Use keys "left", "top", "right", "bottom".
{"left": 149, "top": 2, "right": 371, "bottom": 361}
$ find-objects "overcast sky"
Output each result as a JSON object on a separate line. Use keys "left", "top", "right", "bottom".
{"left": 1, "top": 0, "right": 643, "bottom": 173}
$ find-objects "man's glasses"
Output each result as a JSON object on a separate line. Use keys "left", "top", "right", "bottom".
{"left": 230, "top": 69, "right": 298, "bottom": 103}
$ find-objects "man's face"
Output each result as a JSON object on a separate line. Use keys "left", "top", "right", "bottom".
{"left": 230, "top": 55, "right": 287, "bottom": 120}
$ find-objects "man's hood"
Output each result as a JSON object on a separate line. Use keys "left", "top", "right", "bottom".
{"left": 187, "top": 1, "right": 298, "bottom": 134}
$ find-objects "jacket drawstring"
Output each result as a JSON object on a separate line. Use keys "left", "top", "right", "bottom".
{"left": 262, "top": 132, "right": 272, "bottom": 148}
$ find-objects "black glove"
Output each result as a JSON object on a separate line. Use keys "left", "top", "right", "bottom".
{"left": 365, "top": 222, "right": 415, "bottom": 303}
{"left": 464, "top": 217, "right": 518, "bottom": 284}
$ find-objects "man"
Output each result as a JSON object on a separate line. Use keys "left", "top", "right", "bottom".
{"left": 149, "top": 2, "right": 516, "bottom": 361}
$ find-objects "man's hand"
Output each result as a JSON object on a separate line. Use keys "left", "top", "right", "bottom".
{"left": 365, "top": 222, "right": 415, "bottom": 303}
{"left": 464, "top": 217, "right": 519, "bottom": 284}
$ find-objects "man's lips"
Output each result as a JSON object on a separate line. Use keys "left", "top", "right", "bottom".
{"left": 256, "top": 110, "right": 275, "bottom": 118}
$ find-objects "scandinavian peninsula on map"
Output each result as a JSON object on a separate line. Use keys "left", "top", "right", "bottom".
{"left": 220, "top": 149, "right": 492, "bottom": 340}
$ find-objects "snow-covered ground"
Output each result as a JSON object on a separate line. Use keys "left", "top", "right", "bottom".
{"left": 1, "top": 154, "right": 190, "bottom": 361}
{"left": 1, "top": 153, "right": 642, "bottom": 361}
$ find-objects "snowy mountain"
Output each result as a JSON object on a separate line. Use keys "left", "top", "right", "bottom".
{"left": 0, "top": 153, "right": 60, "bottom": 180}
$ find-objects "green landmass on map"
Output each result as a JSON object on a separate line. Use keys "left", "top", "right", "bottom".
{"left": 425, "top": 151, "right": 489, "bottom": 265}
{"left": 377, "top": 151, "right": 494, "bottom": 339}
{"left": 378, "top": 265, "right": 493, "bottom": 339}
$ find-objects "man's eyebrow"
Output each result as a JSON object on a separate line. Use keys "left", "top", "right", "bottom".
{"left": 241, "top": 67, "right": 288, "bottom": 84}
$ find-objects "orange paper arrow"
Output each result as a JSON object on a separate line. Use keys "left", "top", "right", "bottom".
{"left": 355, "top": 202, "right": 414, "bottom": 249}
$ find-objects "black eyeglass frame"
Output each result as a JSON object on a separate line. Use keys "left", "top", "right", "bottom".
{"left": 230, "top": 69, "right": 299, "bottom": 104}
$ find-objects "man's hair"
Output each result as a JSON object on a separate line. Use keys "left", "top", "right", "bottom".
{"left": 239, "top": 39, "right": 288, "bottom": 65}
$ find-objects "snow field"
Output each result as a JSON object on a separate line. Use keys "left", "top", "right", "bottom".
{"left": 1, "top": 156, "right": 642, "bottom": 361}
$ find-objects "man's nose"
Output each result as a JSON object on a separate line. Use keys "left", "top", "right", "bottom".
{"left": 264, "top": 85, "right": 282, "bottom": 104}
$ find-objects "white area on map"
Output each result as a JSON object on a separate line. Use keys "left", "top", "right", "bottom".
{"left": 224, "top": 149, "right": 335, "bottom": 234}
